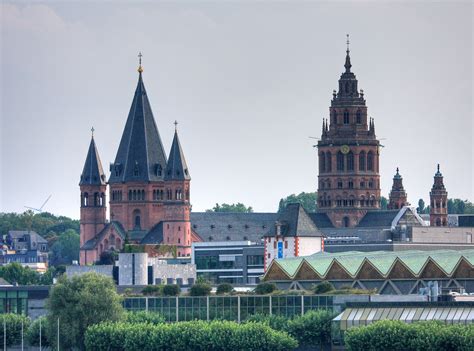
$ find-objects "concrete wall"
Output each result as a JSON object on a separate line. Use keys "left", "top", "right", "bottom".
{"left": 66, "top": 265, "right": 113, "bottom": 279}
{"left": 152, "top": 263, "right": 196, "bottom": 285}
{"left": 411, "top": 227, "right": 474, "bottom": 244}
{"left": 118, "top": 253, "right": 148, "bottom": 285}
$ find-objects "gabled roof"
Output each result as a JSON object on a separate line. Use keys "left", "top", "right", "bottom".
{"left": 357, "top": 210, "right": 400, "bottom": 227}
{"left": 79, "top": 136, "right": 106, "bottom": 186}
{"left": 81, "top": 221, "right": 126, "bottom": 250}
{"left": 140, "top": 222, "right": 164, "bottom": 244}
{"left": 8, "top": 231, "right": 48, "bottom": 244}
{"left": 109, "top": 72, "right": 167, "bottom": 183}
{"left": 165, "top": 130, "right": 190, "bottom": 181}
{"left": 264, "top": 249, "right": 474, "bottom": 281}
{"left": 267, "top": 203, "right": 324, "bottom": 237}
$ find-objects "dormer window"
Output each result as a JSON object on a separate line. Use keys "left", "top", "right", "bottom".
{"left": 155, "top": 164, "right": 162, "bottom": 176}
{"left": 133, "top": 162, "right": 139, "bottom": 177}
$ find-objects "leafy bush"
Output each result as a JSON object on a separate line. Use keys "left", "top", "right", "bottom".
{"left": 142, "top": 285, "right": 163, "bottom": 296}
{"left": 0, "top": 314, "right": 30, "bottom": 347}
{"left": 245, "top": 313, "right": 289, "bottom": 331}
{"left": 287, "top": 310, "right": 335, "bottom": 347}
{"left": 313, "top": 281, "right": 334, "bottom": 294}
{"left": 124, "top": 311, "right": 166, "bottom": 325}
{"left": 85, "top": 320, "right": 298, "bottom": 351}
{"left": 344, "top": 320, "right": 474, "bottom": 351}
{"left": 26, "top": 316, "right": 50, "bottom": 347}
{"left": 162, "top": 284, "right": 181, "bottom": 296}
{"left": 254, "top": 282, "right": 277, "bottom": 294}
{"left": 189, "top": 282, "right": 212, "bottom": 296}
{"left": 216, "top": 283, "right": 234, "bottom": 295}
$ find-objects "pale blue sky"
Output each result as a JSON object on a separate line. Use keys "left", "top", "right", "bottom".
{"left": 1, "top": 1, "right": 473, "bottom": 219}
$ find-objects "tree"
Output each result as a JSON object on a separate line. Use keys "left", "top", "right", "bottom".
{"left": 417, "top": 199, "right": 425, "bottom": 214}
{"left": 0, "top": 262, "right": 39, "bottom": 285}
{"left": 380, "top": 196, "right": 388, "bottom": 210}
{"left": 206, "top": 203, "right": 253, "bottom": 213}
{"left": 46, "top": 272, "right": 124, "bottom": 350}
{"left": 98, "top": 250, "right": 118, "bottom": 265}
{"left": 49, "top": 229, "right": 80, "bottom": 266}
{"left": 313, "top": 281, "right": 334, "bottom": 294}
{"left": 278, "top": 192, "right": 317, "bottom": 212}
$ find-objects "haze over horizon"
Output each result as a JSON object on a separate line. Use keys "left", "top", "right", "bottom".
{"left": 1, "top": 2, "right": 473, "bottom": 219}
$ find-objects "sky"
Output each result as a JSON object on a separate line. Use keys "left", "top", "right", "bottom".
{"left": 1, "top": 1, "right": 473, "bottom": 219}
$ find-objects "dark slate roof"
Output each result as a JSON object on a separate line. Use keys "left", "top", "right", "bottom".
{"left": 267, "top": 203, "right": 324, "bottom": 237}
{"left": 8, "top": 231, "right": 48, "bottom": 244}
{"left": 165, "top": 130, "right": 191, "bottom": 180}
{"left": 0, "top": 278, "right": 11, "bottom": 286}
{"left": 307, "top": 213, "right": 334, "bottom": 228}
{"left": 81, "top": 221, "right": 126, "bottom": 250}
{"left": 190, "top": 212, "right": 278, "bottom": 242}
{"left": 140, "top": 222, "right": 164, "bottom": 244}
{"left": 108, "top": 72, "right": 167, "bottom": 183}
{"left": 357, "top": 210, "right": 400, "bottom": 228}
{"left": 79, "top": 137, "right": 106, "bottom": 186}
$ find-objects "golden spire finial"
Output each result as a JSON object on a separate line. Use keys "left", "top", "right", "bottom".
{"left": 138, "top": 52, "right": 143, "bottom": 73}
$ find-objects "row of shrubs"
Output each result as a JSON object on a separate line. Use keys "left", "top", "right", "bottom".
{"left": 85, "top": 320, "right": 298, "bottom": 351}
{"left": 245, "top": 310, "right": 335, "bottom": 347}
{"left": 344, "top": 320, "right": 474, "bottom": 351}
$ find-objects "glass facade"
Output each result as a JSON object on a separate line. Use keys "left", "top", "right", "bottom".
{"left": 0, "top": 290, "right": 28, "bottom": 315}
{"left": 123, "top": 295, "right": 335, "bottom": 322}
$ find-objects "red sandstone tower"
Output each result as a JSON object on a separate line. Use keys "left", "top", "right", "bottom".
{"left": 430, "top": 164, "right": 448, "bottom": 226}
{"left": 388, "top": 168, "right": 408, "bottom": 210}
{"left": 79, "top": 132, "right": 107, "bottom": 247}
{"left": 317, "top": 37, "right": 381, "bottom": 227}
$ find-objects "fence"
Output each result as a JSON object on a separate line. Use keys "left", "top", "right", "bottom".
{"left": 123, "top": 295, "right": 334, "bottom": 322}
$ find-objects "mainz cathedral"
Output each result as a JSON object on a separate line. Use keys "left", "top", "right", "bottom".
{"left": 79, "top": 41, "right": 449, "bottom": 265}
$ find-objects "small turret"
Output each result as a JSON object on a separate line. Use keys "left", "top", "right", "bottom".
{"left": 430, "top": 164, "right": 448, "bottom": 226}
{"left": 388, "top": 167, "right": 408, "bottom": 209}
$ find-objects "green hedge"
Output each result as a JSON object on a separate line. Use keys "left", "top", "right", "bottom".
{"left": 0, "top": 314, "right": 30, "bottom": 346}
{"left": 245, "top": 310, "right": 335, "bottom": 347}
{"left": 344, "top": 320, "right": 474, "bottom": 351}
{"left": 25, "top": 316, "right": 50, "bottom": 347}
{"left": 85, "top": 320, "right": 298, "bottom": 351}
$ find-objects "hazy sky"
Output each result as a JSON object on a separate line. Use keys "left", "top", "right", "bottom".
{"left": 1, "top": 1, "right": 473, "bottom": 219}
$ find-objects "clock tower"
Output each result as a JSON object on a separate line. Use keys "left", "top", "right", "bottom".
{"left": 317, "top": 37, "right": 382, "bottom": 227}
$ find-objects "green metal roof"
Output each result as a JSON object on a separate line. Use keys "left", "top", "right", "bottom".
{"left": 269, "top": 249, "right": 474, "bottom": 280}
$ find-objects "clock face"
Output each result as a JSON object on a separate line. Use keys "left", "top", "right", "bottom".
{"left": 341, "top": 145, "right": 350, "bottom": 154}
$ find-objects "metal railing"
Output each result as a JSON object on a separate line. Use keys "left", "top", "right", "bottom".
{"left": 123, "top": 295, "right": 334, "bottom": 322}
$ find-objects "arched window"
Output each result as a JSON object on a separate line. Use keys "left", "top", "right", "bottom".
{"left": 142, "top": 189, "right": 145, "bottom": 201}
{"left": 319, "top": 152, "right": 325, "bottom": 173}
{"left": 83, "top": 193, "right": 89, "bottom": 207}
{"left": 326, "top": 152, "right": 332, "bottom": 172}
{"left": 343, "top": 110, "right": 350, "bottom": 124}
{"left": 359, "top": 151, "right": 366, "bottom": 171}
{"left": 436, "top": 218, "right": 441, "bottom": 226}
{"left": 133, "top": 209, "right": 141, "bottom": 230}
{"left": 347, "top": 151, "right": 354, "bottom": 171}
{"left": 337, "top": 152, "right": 344, "bottom": 172}
{"left": 128, "top": 190, "right": 132, "bottom": 201}
{"left": 356, "top": 110, "right": 362, "bottom": 124}
{"left": 367, "top": 151, "right": 374, "bottom": 171}
{"left": 333, "top": 111, "right": 338, "bottom": 124}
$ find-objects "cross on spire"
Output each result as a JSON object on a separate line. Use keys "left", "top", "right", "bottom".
{"left": 346, "top": 34, "right": 350, "bottom": 52}
{"left": 91, "top": 126, "right": 95, "bottom": 138}
{"left": 138, "top": 52, "right": 143, "bottom": 73}
{"left": 174, "top": 120, "right": 178, "bottom": 131}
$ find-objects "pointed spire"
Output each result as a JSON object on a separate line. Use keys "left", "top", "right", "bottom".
{"left": 165, "top": 125, "right": 191, "bottom": 181}
{"left": 80, "top": 132, "right": 106, "bottom": 186}
{"left": 394, "top": 167, "right": 402, "bottom": 179}
{"left": 344, "top": 34, "right": 352, "bottom": 73}
{"left": 109, "top": 61, "right": 168, "bottom": 183}
{"left": 435, "top": 163, "right": 443, "bottom": 177}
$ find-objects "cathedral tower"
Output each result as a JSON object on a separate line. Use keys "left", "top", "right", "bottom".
{"left": 388, "top": 168, "right": 408, "bottom": 210}
{"left": 79, "top": 131, "right": 107, "bottom": 247}
{"left": 163, "top": 124, "right": 192, "bottom": 257}
{"left": 108, "top": 60, "right": 168, "bottom": 234}
{"left": 317, "top": 37, "right": 381, "bottom": 227}
{"left": 430, "top": 164, "right": 448, "bottom": 226}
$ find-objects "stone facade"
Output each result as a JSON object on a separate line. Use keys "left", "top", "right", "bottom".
{"left": 430, "top": 164, "right": 448, "bottom": 226}
{"left": 317, "top": 45, "right": 381, "bottom": 228}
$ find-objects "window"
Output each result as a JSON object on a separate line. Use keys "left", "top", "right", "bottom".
{"left": 356, "top": 110, "right": 362, "bottom": 124}
{"left": 347, "top": 151, "right": 354, "bottom": 171}
{"left": 326, "top": 152, "right": 332, "bottom": 172}
{"left": 319, "top": 152, "right": 325, "bottom": 173}
{"left": 274, "top": 241, "right": 277, "bottom": 249}
{"left": 360, "top": 181, "right": 365, "bottom": 188}
{"left": 337, "top": 152, "right": 344, "bottom": 171}
{"left": 369, "top": 179, "right": 374, "bottom": 188}
{"left": 343, "top": 217, "right": 350, "bottom": 227}
{"left": 333, "top": 111, "right": 337, "bottom": 124}
{"left": 343, "top": 110, "right": 350, "bottom": 124}
{"left": 133, "top": 209, "right": 141, "bottom": 230}
{"left": 359, "top": 151, "right": 366, "bottom": 171}
{"left": 367, "top": 151, "right": 374, "bottom": 171}
{"left": 348, "top": 180, "right": 354, "bottom": 189}
{"left": 337, "top": 181, "right": 343, "bottom": 189}
{"left": 284, "top": 241, "right": 288, "bottom": 249}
